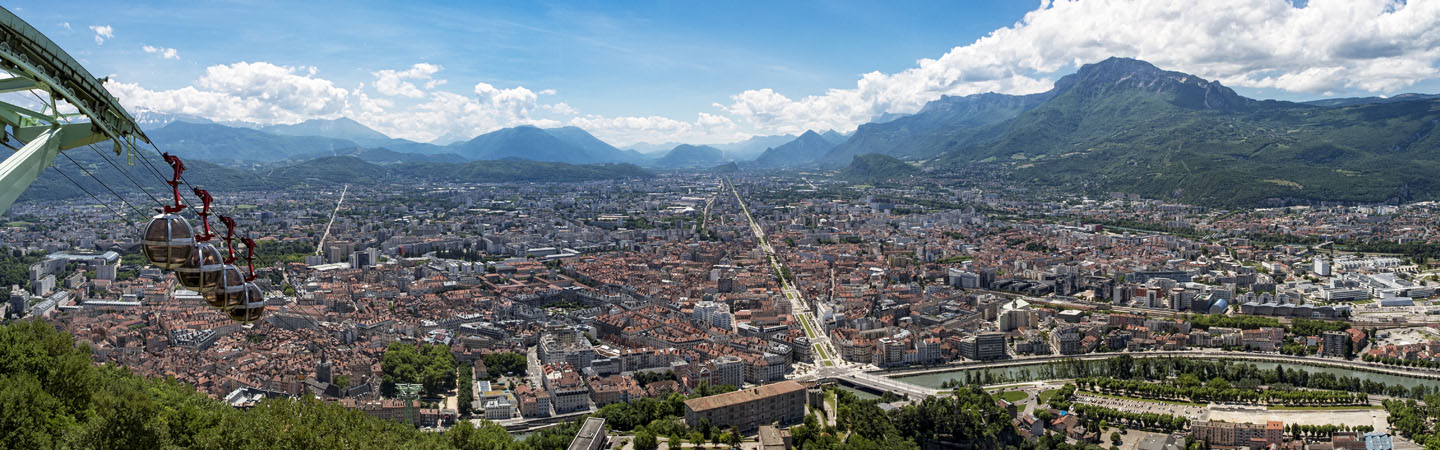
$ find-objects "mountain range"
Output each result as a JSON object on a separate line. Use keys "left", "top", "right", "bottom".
{"left": 653, "top": 144, "right": 728, "bottom": 168}
{"left": 821, "top": 91, "right": 1052, "bottom": 164}
{"left": 144, "top": 120, "right": 647, "bottom": 166}
{"left": 816, "top": 57, "right": 1440, "bottom": 206}
{"left": 262, "top": 118, "right": 416, "bottom": 149}
{"left": 444, "top": 125, "right": 643, "bottom": 164}
{"left": 946, "top": 58, "right": 1440, "bottom": 206}
{"left": 18, "top": 151, "right": 652, "bottom": 204}
{"left": 118, "top": 56, "right": 1440, "bottom": 206}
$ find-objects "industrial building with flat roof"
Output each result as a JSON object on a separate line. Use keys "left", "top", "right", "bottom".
{"left": 683, "top": 380, "right": 807, "bottom": 432}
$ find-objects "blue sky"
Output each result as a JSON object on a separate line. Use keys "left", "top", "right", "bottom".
{"left": 13, "top": 1, "right": 1036, "bottom": 118}
{"left": 8, "top": 0, "right": 1440, "bottom": 146}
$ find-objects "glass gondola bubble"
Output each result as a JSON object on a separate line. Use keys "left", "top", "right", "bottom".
{"left": 227, "top": 282, "right": 266, "bottom": 324}
{"left": 142, "top": 213, "right": 194, "bottom": 269}
{"left": 176, "top": 242, "right": 224, "bottom": 292}
{"left": 228, "top": 237, "right": 266, "bottom": 323}
{"left": 141, "top": 153, "right": 194, "bottom": 269}
{"left": 205, "top": 264, "right": 245, "bottom": 309}
{"left": 176, "top": 189, "right": 225, "bottom": 293}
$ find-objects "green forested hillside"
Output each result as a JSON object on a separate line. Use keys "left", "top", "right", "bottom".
{"left": 950, "top": 64, "right": 1440, "bottom": 206}
{"left": 823, "top": 92, "right": 1051, "bottom": 164}
{"left": 839, "top": 154, "right": 919, "bottom": 183}
{"left": 823, "top": 57, "right": 1440, "bottom": 206}
{"left": 0, "top": 319, "right": 576, "bottom": 450}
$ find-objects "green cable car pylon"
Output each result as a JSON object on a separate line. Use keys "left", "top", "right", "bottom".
{"left": 0, "top": 6, "right": 267, "bottom": 324}
{"left": 0, "top": 7, "right": 151, "bottom": 214}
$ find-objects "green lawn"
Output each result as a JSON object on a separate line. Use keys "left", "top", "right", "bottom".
{"left": 995, "top": 390, "right": 1029, "bottom": 403}
{"left": 1037, "top": 389, "right": 1061, "bottom": 405}
{"left": 817, "top": 344, "right": 840, "bottom": 366}
{"left": 799, "top": 315, "right": 819, "bottom": 338}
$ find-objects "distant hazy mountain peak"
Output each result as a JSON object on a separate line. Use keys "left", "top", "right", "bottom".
{"left": 428, "top": 129, "right": 477, "bottom": 145}
{"left": 448, "top": 125, "right": 641, "bottom": 164}
{"left": 131, "top": 110, "right": 216, "bottom": 130}
{"left": 754, "top": 129, "right": 839, "bottom": 167}
{"left": 710, "top": 134, "right": 797, "bottom": 160}
{"left": 654, "top": 144, "right": 727, "bottom": 168}
{"left": 265, "top": 117, "right": 389, "bottom": 139}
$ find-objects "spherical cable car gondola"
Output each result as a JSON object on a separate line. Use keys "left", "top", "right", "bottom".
{"left": 175, "top": 189, "right": 225, "bottom": 293}
{"left": 228, "top": 237, "right": 267, "bottom": 324}
{"left": 141, "top": 154, "right": 195, "bottom": 269}
{"left": 206, "top": 216, "right": 247, "bottom": 309}
{"left": 0, "top": 8, "right": 271, "bottom": 327}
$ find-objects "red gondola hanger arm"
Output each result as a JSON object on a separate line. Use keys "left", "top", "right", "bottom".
{"left": 194, "top": 188, "right": 214, "bottom": 241}
{"left": 219, "top": 215, "right": 238, "bottom": 264}
{"left": 241, "top": 237, "right": 258, "bottom": 282}
{"left": 160, "top": 153, "right": 187, "bottom": 214}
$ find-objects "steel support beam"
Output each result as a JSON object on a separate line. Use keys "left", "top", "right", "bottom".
{"left": 0, "top": 126, "right": 61, "bottom": 212}
{"left": 15, "top": 123, "right": 106, "bottom": 150}
{"left": 0, "top": 76, "right": 39, "bottom": 93}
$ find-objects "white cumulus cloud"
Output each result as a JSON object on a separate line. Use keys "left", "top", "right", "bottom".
{"left": 142, "top": 45, "right": 179, "bottom": 60}
{"left": 373, "top": 63, "right": 443, "bottom": 98}
{"left": 108, "top": 61, "right": 349, "bottom": 124}
{"left": 567, "top": 112, "right": 744, "bottom": 146}
{"left": 89, "top": 25, "right": 113, "bottom": 45}
{"left": 543, "top": 102, "right": 578, "bottom": 116}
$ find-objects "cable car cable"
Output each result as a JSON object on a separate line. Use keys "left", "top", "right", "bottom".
{"left": 27, "top": 89, "right": 169, "bottom": 209}
{"left": 131, "top": 144, "right": 179, "bottom": 190}
{"left": 139, "top": 140, "right": 239, "bottom": 218}
{"left": 57, "top": 151, "right": 148, "bottom": 220}
{"left": 1, "top": 128, "right": 144, "bottom": 221}
{"left": 49, "top": 164, "right": 138, "bottom": 228}
{"left": 80, "top": 141, "right": 167, "bottom": 208}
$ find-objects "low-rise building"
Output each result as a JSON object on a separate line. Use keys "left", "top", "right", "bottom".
{"left": 683, "top": 380, "right": 807, "bottom": 432}
{"left": 1191, "top": 420, "right": 1283, "bottom": 448}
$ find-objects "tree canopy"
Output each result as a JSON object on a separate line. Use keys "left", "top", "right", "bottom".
{"left": 0, "top": 320, "right": 596, "bottom": 450}
{"left": 382, "top": 341, "right": 458, "bottom": 397}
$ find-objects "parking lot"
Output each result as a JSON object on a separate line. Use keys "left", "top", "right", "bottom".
{"left": 1074, "top": 393, "right": 1392, "bottom": 434}
{"left": 1208, "top": 406, "right": 1389, "bottom": 429}
{"left": 1074, "top": 393, "right": 1208, "bottom": 422}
